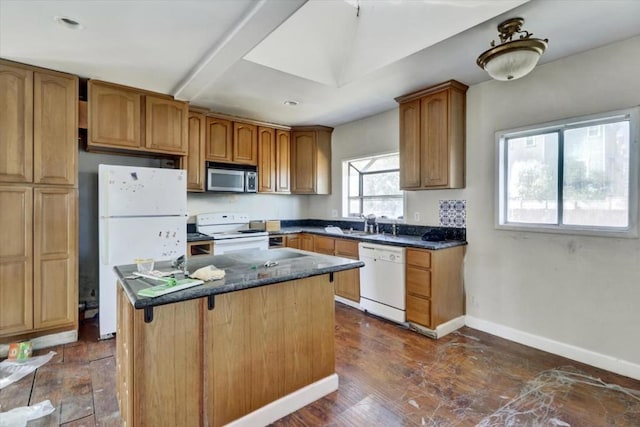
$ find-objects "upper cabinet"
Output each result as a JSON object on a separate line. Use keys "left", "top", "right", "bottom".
{"left": 181, "top": 111, "right": 206, "bottom": 192}
{"left": 258, "top": 127, "right": 290, "bottom": 194}
{"left": 205, "top": 116, "right": 257, "bottom": 165}
{"left": 88, "top": 80, "right": 187, "bottom": 156}
{"left": 395, "top": 80, "right": 468, "bottom": 190}
{"left": 291, "top": 126, "right": 333, "bottom": 195}
{"left": 0, "top": 60, "right": 77, "bottom": 186}
{"left": 144, "top": 96, "right": 188, "bottom": 154}
{"left": 205, "top": 117, "right": 233, "bottom": 162}
{"left": 232, "top": 122, "right": 258, "bottom": 165}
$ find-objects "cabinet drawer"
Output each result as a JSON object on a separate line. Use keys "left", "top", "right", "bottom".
{"left": 334, "top": 238, "right": 358, "bottom": 259}
{"left": 314, "top": 236, "right": 335, "bottom": 255}
{"left": 407, "top": 249, "right": 431, "bottom": 268}
{"left": 406, "top": 295, "right": 431, "bottom": 328}
{"left": 406, "top": 267, "right": 431, "bottom": 298}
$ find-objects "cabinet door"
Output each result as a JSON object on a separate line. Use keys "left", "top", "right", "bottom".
{"left": 233, "top": 122, "right": 258, "bottom": 165}
{"left": 88, "top": 81, "right": 142, "bottom": 149}
{"left": 313, "top": 236, "right": 335, "bottom": 255}
{"left": 0, "top": 63, "right": 33, "bottom": 183}
{"left": 399, "top": 99, "right": 421, "bottom": 189}
{"left": 275, "top": 130, "right": 291, "bottom": 193}
{"left": 300, "top": 234, "right": 314, "bottom": 251}
{"left": 33, "top": 71, "right": 78, "bottom": 185}
{"left": 291, "top": 131, "right": 316, "bottom": 194}
{"left": 183, "top": 111, "right": 206, "bottom": 191}
{"left": 258, "top": 126, "right": 276, "bottom": 193}
{"left": 285, "top": 235, "right": 300, "bottom": 249}
{"left": 0, "top": 185, "right": 33, "bottom": 336}
{"left": 145, "top": 96, "right": 188, "bottom": 155}
{"left": 205, "top": 117, "right": 233, "bottom": 162}
{"left": 33, "top": 187, "right": 77, "bottom": 330}
{"left": 334, "top": 269, "right": 360, "bottom": 302}
{"left": 420, "top": 91, "right": 449, "bottom": 187}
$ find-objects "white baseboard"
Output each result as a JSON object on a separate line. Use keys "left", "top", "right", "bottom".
{"left": 435, "top": 316, "right": 466, "bottom": 338}
{"left": 465, "top": 315, "right": 640, "bottom": 380}
{"left": 334, "top": 295, "right": 361, "bottom": 310}
{"left": 0, "top": 329, "right": 78, "bottom": 358}
{"left": 226, "top": 373, "right": 339, "bottom": 427}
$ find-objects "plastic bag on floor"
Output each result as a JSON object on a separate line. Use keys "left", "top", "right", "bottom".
{"left": 0, "top": 351, "right": 56, "bottom": 390}
{"left": 0, "top": 400, "right": 55, "bottom": 427}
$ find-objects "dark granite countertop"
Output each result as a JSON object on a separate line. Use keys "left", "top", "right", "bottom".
{"left": 270, "top": 227, "right": 467, "bottom": 250}
{"left": 116, "top": 248, "right": 364, "bottom": 309}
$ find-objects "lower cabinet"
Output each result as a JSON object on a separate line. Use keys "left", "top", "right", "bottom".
{"left": 0, "top": 185, "right": 77, "bottom": 338}
{"left": 405, "top": 246, "right": 465, "bottom": 330}
{"left": 305, "top": 234, "right": 360, "bottom": 303}
{"left": 333, "top": 239, "right": 360, "bottom": 302}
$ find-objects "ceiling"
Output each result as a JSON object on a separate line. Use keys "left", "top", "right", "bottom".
{"left": 2, "top": 0, "right": 640, "bottom": 128}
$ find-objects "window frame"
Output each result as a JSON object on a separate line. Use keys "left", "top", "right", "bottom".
{"left": 342, "top": 152, "right": 405, "bottom": 220}
{"left": 495, "top": 107, "right": 639, "bottom": 238}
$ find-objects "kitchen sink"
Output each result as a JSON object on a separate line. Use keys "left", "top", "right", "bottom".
{"left": 342, "top": 230, "right": 368, "bottom": 236}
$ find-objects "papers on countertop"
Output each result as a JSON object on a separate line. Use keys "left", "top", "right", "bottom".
{"left": 137, "top": 278, "right": 204, "bottom": 298}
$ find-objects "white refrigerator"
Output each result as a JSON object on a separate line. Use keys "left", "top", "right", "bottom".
{"left": 98, "top": 164, "right": 187, "bottom": 338}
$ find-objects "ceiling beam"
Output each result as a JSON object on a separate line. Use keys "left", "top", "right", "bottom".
{"left": 172, "top": 0, "right": 307, "bottom": 102}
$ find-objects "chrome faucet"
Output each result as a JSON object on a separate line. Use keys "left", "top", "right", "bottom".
{"left": 391, "top": 222, "right": 398, "bottom": 236}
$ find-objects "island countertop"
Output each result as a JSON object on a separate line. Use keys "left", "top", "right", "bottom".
{"left": 115, "top": 248, "right": 364, "bottom": 309}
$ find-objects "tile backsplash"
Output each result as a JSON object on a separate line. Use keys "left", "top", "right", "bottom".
{"left": 439, "top": 200, "right": 466, "bottom": 228}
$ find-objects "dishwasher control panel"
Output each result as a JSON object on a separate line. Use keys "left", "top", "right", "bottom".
{"left": 358, "top": 243, "right": 404, "bottom": 263}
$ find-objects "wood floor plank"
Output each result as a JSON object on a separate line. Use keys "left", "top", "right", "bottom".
{"left": 89, "top": 357, "right": 119, "bottom": 423}
{"left": 3, "top": 305, "right": 640, "bottom": 427}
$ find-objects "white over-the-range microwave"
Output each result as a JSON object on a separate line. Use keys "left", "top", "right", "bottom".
{"left": 206, "top": 162, "right": 257, "bottom": 193}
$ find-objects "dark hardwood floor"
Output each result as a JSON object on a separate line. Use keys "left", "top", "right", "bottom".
{"left": 2, "top": 303, "right": 639, "bottom": 426}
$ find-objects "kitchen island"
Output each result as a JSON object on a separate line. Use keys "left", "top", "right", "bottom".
{"left": 115, "top": 248, "right": 363, "bottom": 427}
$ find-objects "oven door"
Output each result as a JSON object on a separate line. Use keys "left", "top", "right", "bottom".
{"left": 213, "top": 236, "right": 269, "bottom": 254}
{"left": 207, "top": 168, "right": 245, "bottom": 192}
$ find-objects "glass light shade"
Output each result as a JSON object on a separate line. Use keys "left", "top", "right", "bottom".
{"left": 483, "top": 49, "right": 541, "bottom": 81}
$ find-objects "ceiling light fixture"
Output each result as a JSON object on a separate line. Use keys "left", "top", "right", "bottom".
{"left": 54, "top": 16, "right": 84, "bottom": 30}
{"left": 476, "top": 18, "right": 548, "bottom": 81}
{"left": 283, "top": 100, "right": 299, "bottom": 106}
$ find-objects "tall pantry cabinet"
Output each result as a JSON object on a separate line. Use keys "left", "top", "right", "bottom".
{"left": 0, "top": 59, "right": 78, "bottom": 339}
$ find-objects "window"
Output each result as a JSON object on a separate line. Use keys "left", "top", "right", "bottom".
{"left": 342, "top": 153, "right": 404, "bottom": 219}
{"left": 497, "top": 108, "right": 638, "bottom": 237}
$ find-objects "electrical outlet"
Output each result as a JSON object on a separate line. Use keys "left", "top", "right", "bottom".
{"left": 331, "top": 209, "right": 338, "bottom": 218}
{"left": 414, "top": 212, "right": 420, "bottom": 222}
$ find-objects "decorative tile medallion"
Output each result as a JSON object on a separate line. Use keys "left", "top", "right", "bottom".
{"left": 439, "top": 200, "right": 466, "bottom": 228}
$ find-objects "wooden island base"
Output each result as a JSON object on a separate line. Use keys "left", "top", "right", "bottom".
{"left": 117, "top": 273, "right": 338, "bottom": 427}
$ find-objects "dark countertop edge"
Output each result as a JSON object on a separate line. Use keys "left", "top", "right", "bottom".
{"left": 269, "top": 227, "right": 468, "bottom": 250}
{"left": 119, "top": 260, "right": 365, "bottom": 310}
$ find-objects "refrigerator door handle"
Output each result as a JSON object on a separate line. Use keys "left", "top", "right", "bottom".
{"left": 100, "top": 218, "right": 109, "bottom": 265}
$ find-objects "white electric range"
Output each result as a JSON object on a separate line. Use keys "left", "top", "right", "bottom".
{"left": 196, "top": 213, "right": 269, "bottom": 254}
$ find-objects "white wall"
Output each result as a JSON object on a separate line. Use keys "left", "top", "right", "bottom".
{"left": 465, "top": 35, "right": 640, "bottom": 375}
{"left": 187, "top": 192, "right": 306, "bottom": 222}
{"left": 316, "top": 35, "right": 640, "bottom": 377}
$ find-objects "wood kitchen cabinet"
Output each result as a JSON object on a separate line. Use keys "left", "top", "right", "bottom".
{"left": 0, "top": 185, "right": 33, "bottom": 335}
{"left": 0, "top": 59, "right": 78, "bottom": 340}
{"left": 33, "top": 187, "right": 77, "bottom": 330}
{"left": 1, "top": 60, "right": 77, "bottom": 186}
{"left": 205, "top": 116, "right": 257, "bottom": 165}
{"left": 233, "top": 122, "right": 258, "bottom": 165}
{"left": 88, "top": 80, "right": 188, "bottom": 155}
{"left": 205, "top": 116, "right": 233, "bottom": 162}
{"left": 290, "top": 126, "right": 333, "bottom": 194}
{"left": 405, "top": 246, "right": 465, "bottom": 331}
{"left": 180, "top": 111, "right": 207, "bottom": 192}
{"left": 258, "top": 127, "right": 291, "bottom": 193}
{"left": 300, "top": 233, "right": 314, "bottom": 251}
{"left": 333, "top": 239, "right": 360, "bottom": 302}
{"left": 258, "top": 126, "right": 276, "bottom": 192}
{"left": 144, "top": 95, "right": 188, "bottom": 154}
{"left": 395, "top": 80, "right": 468, "bottom": 190}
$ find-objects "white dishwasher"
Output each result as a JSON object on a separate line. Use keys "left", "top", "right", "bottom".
{"left": 358, "top": 243, "right": 406, "bottom": 324}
